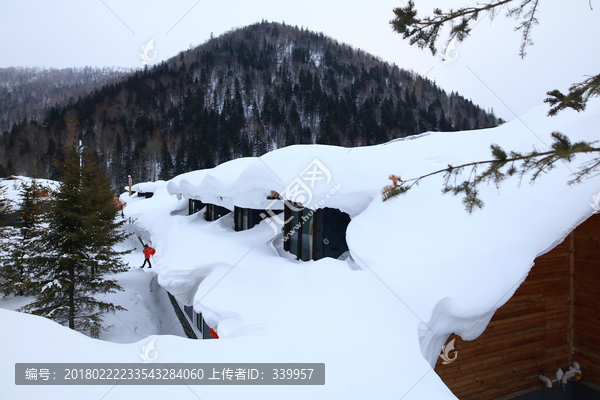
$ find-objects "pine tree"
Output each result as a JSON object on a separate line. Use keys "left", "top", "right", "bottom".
{"left": 174, "top": 135, "right": 186, "bottom": 175}
{"left": 0, "top": 182, "right": 13, "bottom": 295}
{"left": 19, "top": 147, "right": 130, "bottom": 338}
{"left": 0, "top": 180, "right": 46, "bottom": 297}
{"left": 158, "top": 138, "right": 174, "bottom": 180}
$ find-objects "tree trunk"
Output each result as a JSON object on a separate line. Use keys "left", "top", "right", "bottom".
{"left": 68, "top": 265, "right": 75, "bottom": 330}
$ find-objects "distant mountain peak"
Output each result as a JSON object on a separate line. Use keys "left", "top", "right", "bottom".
{"left": 0, "top": 21, "right": 498, "bottom": 187}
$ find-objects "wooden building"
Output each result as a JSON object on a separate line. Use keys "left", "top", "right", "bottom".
{"left": 282, "top": 202, "right": 351, "bottom": 261}
{"left": 435, "top": 213, "right": 600, "bottom": 399}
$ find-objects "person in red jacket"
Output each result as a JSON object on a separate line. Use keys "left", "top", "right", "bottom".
{"left": 141, "top": 245, "right": 155, "bottom": 268}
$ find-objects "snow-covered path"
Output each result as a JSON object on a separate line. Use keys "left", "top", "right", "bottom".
{"left": 96, "top": 263, "right": 186, "bottom": 343}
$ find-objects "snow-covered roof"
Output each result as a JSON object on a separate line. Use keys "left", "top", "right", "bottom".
{"left": 130, "top": 180, "right": 168, "bottom": 193}
{"left": 5, "top": 99, "right": 600, "bottom": 400}
{"left": 167, "top": 157, "right": 263, "bottom": 210}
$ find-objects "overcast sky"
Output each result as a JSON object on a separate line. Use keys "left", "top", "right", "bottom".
{"left": 0, "top": 0, "right": 598, "bottom": 120}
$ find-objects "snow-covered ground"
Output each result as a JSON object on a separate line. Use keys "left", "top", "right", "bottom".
{"left": 0, "top": 177, "right": 185, "bottom": 344}
{"left": 2, "top": 99, "right": 600, "bottom": 399}
{"left": 0, "top": 262, "right": 185, "bottom": 343}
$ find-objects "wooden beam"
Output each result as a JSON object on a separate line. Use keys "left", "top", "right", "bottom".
{"left": 567, "top": 231, "right": 575, "bottom": 366}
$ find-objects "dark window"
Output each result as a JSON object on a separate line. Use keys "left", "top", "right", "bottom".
{"left": 234, "top": 207, "right": 282, "bottom": 231}
{"left": 189, "top": 199, "right": 205, "bottom": 215}
{"left": 202, "top": 319, "right": 213, "bottom": 339}
{"left": 289, "top": 205, "right": 301, "bottom": 258}
{"left": 283, "top": 204, "right": 350, "bottom": 261}
{"left": 194, "top": 312, "right": 217, "bottom": 340}
{"left": 205, "top": 204, "right": 231, "bottom": 221}
{"left": 283, "top": 206, "right": 291, "bottom": 252}
{"left": 313, "top": 208, "right": 351, "bottom": 260}
{"left": 234, "top": 207, "right": 242, "bottom": 231}
{"left": 184, "top": 305, "right": 194, "bottom": 321}
{"left": 234, "top": 206, "right": 250, "bottom": 231}
{"left": 300, "top": 208, "right": 313, "bottom": 261}
{"left": 243, "top": 208, "right": 249, "bottom": 230}
{"left": 284, "top": 202, "right": 312, "bottom": 260}
{"left": 196, "top": 312, "right": 203, "bottom": 335}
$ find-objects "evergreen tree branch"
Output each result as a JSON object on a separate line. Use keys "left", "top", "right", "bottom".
{"left": 390, "top": 0, "right": 540, "bottom": 57}
{"left": 545, "top": 74, "right": 600, "bottom": 116}
{"left": 391, "top": 1, "right": 597, "bottom": 115}
{"left": 382, "top": 132, "right": 599, "bottom": 212}
{"left": 508, "top": 0, "right": 540, "bottom": 58}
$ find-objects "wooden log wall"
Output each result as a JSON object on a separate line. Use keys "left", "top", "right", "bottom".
{"left": 434, "top": 214, "right": 600, "bottom": 399}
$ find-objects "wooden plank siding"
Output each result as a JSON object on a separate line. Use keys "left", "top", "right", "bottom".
{"left": 574, "top": 213, "right": 600, "bottom": 389}
{"left": 435, "top": 213, "right": 600, "bottom": 399}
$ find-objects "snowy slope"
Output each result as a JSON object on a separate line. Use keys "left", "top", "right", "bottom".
{"left": 3, "top": 99, "right": 600, "bottom": 399}
{"left": 1, "top": 176, "right": 59, "bottom": 209}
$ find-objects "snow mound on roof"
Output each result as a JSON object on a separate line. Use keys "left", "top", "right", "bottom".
{"left": 131, "top": 180, "right": 167, "bottom": 193}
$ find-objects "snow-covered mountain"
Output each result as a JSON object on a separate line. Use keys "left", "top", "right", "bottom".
{"left": 1, "top": 21, "right": 500, "bottom": 188}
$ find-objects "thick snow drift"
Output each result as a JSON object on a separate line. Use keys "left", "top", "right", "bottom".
{"left": 3, "top": 99, "right": 600, "bottom": 399}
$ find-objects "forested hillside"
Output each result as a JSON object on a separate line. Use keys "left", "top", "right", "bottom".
{"left": 0, "top": 67, "right": 131, "bottom": 133}
{"left": 0, "top": 22, "right": 500, "bottom": 189}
